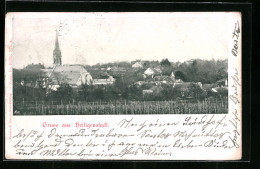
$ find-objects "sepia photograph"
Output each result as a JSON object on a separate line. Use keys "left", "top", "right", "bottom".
{"left": 5, "top": 12, "right": 242, "bottom": 161}
{"left": 12, "top": 13, "right": 228, "bottom": 115}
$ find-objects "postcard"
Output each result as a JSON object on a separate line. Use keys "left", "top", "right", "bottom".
{"left": 5, "top": 12, "right": 241, "bottom": 160}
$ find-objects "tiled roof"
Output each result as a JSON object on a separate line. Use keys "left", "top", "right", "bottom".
{"left": 175, "top": 79, "right": 184, "bottom": 83}
{"left": 144, "top": 67, "right": 162, "bottom": 75}
{"left": 132, "top": 62, "right": 143, "bottom": 68}
{"left": 47, "top": 65, "right": 92, "bottom": 86}
{"left": 53, "top": 65, "right": 88, "bottom": 73}
{"left": 49, "top": 71, "right": 82, "bottom": 85}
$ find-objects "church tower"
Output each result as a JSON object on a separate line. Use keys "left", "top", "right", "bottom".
{"left": 53, "top": 30, "right": 62, "bottom": 66}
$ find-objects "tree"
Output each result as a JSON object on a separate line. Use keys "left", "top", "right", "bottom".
{"left": 175, "top": 71, "right": 186, "bottom": 81}
{"left": 216, "top": 67, "right": 228, "bottom": 80}
{"left": 92, "top": 87, "right": 105, "bottom": 100}
{"left": 188, "top": 83, "right": 206, "bottom": 100}
{"left": 160, "top": 58, "right": 171, "bottom": 67}
{"left": 47, "top": 83, "right": 74, "bottom": 102}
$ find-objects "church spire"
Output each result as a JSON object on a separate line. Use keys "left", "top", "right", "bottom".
{"left": 53, "top": 29, "right": 62, "bottom": 66}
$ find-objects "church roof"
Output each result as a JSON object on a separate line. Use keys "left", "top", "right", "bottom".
{"left": 49, "top": 71, "right": 82, "bottom": 85}
{"left": 48, "top": 65, "right": 91, "bottom": 86}
{"left": 53, "top": 65, "right": 88, "bottom": 74}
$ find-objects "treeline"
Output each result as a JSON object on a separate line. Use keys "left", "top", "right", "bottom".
{"left": 85, "top": 59, "right": 227, "bottom": 84}
{"left": 14, "top": 82, "right": 227, "bottom": 103}
{"left": 14, "top": 59, "right": 227, "bottom": 85}
{"left": 13, "top": 59, "right": 228, "bottom": 102}
{"left": 13, "top": 63, "right": 45, "bottom": 84}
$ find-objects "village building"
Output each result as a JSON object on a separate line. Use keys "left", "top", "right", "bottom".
{"left": 108, "top": 66, "right": 127, "bottom": 77}
{"left": 203, "top": 84, "right": 218, "bottom": 92}
{"left": 132, "top": 62, "right": 144, "bottom": 69}
{"left": 216, "top": 77, "right": 228, "bottom": 87}
{"left": 92, "top": 76, "right": 115, "bottom": 85}
{"left": 142, "top": 89, "right": 153, "bottom": 95}
{"left": 153, "top": 72, "right": 176, "bottom": 84}
{"left": 96, "top": 71, "right": 110, "bottom": 79}
{"left": 143, "top": 67, "right": 162, "bottom": 78}
{"left": 134, "top": 81, "right": 146, "bottom": 86}
{"left": 153, "top": 75, "right": 170, "bottom": 81}
{"left": 175, "top": 79, "right": 184, "bottom": 83}
{"left": 106, "top": 66, "right": 111, "bottom": 71}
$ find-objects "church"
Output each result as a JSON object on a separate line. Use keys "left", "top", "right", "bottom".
{"left": 42, "top": 31, "right": 93, "bottom": 91}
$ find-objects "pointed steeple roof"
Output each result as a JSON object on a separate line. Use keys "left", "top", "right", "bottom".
{"left": 53, "top": 29, "right": 62, "bottom": 66}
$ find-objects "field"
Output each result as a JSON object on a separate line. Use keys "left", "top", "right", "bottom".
{"left": 13, "top": 98, "right": 228, "bottom": 115}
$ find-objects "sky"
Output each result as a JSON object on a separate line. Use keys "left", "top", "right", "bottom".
{"left": 10, "top": 12, "right": 230, "bottom": 69}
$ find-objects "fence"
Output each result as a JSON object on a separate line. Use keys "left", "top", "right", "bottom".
{"left": 13, "top": 98, "right": 228, "bottom": 115}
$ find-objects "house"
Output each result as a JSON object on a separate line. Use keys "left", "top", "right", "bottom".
{"left": 142, "top": 89, "right": 153, "bottom": 95}
{"left": 109, "top": 66, "right": 127, "bottom": 77}
{"left": 106, "top": 66, "right": 111, "bottom": 71}
{"left": 110, "top": 66, "right": 126, "bottom": 72}
{"left": 134, "top": 81, "right": 146, "bottom": 86}
{"left": 132, "top": 62, "right": 143, "bottom": 68}
{"left": 144, "top": 68, "right": 154, "bottom": 76}
{"left": 175, "top": 79, "right": 184, "bottom": 83}
{"left": 217, "top": 77, "right": 228, "bottom": 87}
{"left": 154, "top": 75, "right": 169, "bottom": 81}
{"left": 203, "top": 84, "right": 218, "bottom": 92}
{"left": 93, "top": 76, "right": 115, "bottom": 85}
{"left": 153, "top": 75, "right": 173, "bottom": 84}
{"left": 97, "top": 71, "right": 110, "bottom": 79}
{"left": 143, "top": 67, "right": 162, "bottom": 77}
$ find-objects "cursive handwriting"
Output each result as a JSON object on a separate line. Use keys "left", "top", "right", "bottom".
{"left": 229, "top": 68, "right": 240, "bottom": 105}
{"left": 10, "top": 115, "right": 240, "bottom": 159}
{"left": 232, "top": 21, "right": 240, "bottom": 57}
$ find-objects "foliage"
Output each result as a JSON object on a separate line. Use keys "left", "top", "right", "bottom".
{"left": 13, "top": 59, "right": 228, "bottom": 103}
{"left": 160, "top": 58, "right": 171, "bottom": 67}
{"left": 47, "top": 83, "right": 75, "bottom": 102}
{"left": 13, "top": 69, "right": 41, "bottom": 84}
{"left": 13, "top": 85, "right": 46, "bottom": 101}
{"left": 174, "top": 70, "right": 187, "bottom": 81}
